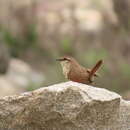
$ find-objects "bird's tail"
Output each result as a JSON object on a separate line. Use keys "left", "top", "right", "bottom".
{"left": 88, "top": 60, "right": 103, "bottom": 83}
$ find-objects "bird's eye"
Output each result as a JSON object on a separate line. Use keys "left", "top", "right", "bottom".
{"left": 66, "top": 58, "right": 71, "bottom": 61}
{"left": 62, "top": 57, "right": 71, "bottom": 61}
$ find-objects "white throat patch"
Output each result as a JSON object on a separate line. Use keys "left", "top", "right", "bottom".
{"left": 60, "top": 61, "right": 71, "bottom": 78}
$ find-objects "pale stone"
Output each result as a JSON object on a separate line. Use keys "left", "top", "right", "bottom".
{"left": 0, "top": 81, "right": 129, "bottom": 130}
{"left": 0, "top": 58, "right": 44, "bottom": 97}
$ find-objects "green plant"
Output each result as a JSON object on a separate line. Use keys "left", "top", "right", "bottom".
{"left": 60, "top": 37, "right": 73, "bottom": 54}
{"left": 120, "top": 63, "right": 130, "bottom": 77}
{"left": 84, "top": 48, "right": 108, "bottom": 65}
{"left": 1, "top": 24, "right": 38, "bottom": 57}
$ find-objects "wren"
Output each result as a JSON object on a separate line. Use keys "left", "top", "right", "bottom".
{"left": 56, "top": 56, "right": 103, "bottom": 84}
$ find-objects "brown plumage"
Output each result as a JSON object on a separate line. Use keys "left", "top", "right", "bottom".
{"left": 56, "top": 56, "right": 103, "bottom": 84}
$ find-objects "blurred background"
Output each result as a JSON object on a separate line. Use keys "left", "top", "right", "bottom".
{"left": 0, "top": 0, "right": 130, "bottom": 99}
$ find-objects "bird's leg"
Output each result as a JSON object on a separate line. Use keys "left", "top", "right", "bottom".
{"left": 88, "top": 77, "right": 94, "bottom": 84}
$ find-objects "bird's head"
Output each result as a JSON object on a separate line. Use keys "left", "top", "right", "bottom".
{"left": 56, "top": 56, "right": 74, "bottom": 78}
{"left": 56, "top": 56, "right": 72, "bottom": 68}
{"left": 56, "top": 56, "right": 72, "bottom": 62}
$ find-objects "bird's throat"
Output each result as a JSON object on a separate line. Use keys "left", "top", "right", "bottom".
{"left": 61, "top": 61, "right": 70, "bottom": 79}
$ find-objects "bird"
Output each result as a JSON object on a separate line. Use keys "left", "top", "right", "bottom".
{"left": 56, "top": 56, "right": 103, "bottom": 84}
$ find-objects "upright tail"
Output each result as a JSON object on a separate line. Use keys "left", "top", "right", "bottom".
{"left": 88, "top": 60, "right": 103, "bottom": 83}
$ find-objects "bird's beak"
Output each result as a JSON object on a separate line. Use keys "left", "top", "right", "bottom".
{"left": 56, "top": 58, "right": 64, "bottom": 61}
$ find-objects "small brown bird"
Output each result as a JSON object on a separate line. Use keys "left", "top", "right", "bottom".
{"left": 56, "top": 56, "right": 103, "bottom": 84}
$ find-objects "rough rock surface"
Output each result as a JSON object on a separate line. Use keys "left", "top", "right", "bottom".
{"left": 0, "top": 81, "right": 129, "bottom": 130}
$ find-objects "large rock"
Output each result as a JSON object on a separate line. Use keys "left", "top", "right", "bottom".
{"left": 0, "top": 81, "right": 129, "bottom": 130}
{"left": 0, "top": 58, "right": 44, "bottom": 97}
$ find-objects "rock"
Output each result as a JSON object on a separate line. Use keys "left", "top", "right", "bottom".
{"left": 113, "top": 0, "right": 130, "bottom": 30}
{"left": 119, "top": 100, "right": 130, "bottom": 129}
{"left": 7, "top": 58, "right": 44, "bottom": 89}
{"left": 0, "top": 76, "right": 24, "bottom": 97}
{"left": 0, "top": 43, "right": 10, "bottom": 74}
{"left": 74, "top": 9, "right": 103, "bottom": 33}
{"left": 0, "top": 58, "right": 44, "bottom": 97}
{"left": 122, "top": 91, "right": 130, "bottom": 100}
{"left": 0, "top": 81, "right": 129, "bottom": 130}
